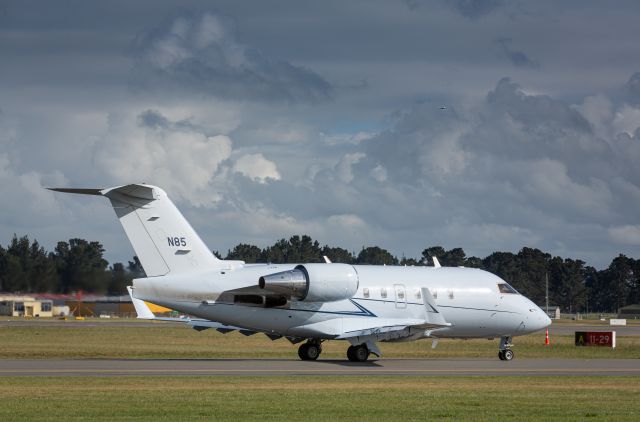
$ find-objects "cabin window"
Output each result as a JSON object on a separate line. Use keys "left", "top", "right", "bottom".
{"left": 431, "top": 289, "right": 437, "bottom": 299}
{"left": 363, "top": 288, "right": 370, "bottom": 298}
{"left": 498, "top": 283, "right": 519, "bottom": 294}
{"left": 380, "top": 288, "right": 387, "bottom": 299}
{"left": 397, "top": 289, "right": 405, "bottom": 300}
{"left": 415, "top": 289, "right": 422, "bottom": 299}
{"left": 448, "top": 289, "right": 454, "bottom": 299}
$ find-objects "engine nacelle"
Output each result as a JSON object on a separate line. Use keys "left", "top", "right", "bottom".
{"left": 258, "top": 263, "right": 359, "bottom": 302}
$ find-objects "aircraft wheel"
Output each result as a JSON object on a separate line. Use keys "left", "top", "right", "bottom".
{"left": 298, "top": 343, "right": 309, "bottom": 360}
{"left": 347, "top": 344, "right": 370, "bottom": 362}
{"left": 498, "top": 351, "right": 505, "bottom": 360}
{"left": 298, "top": 342, "right": 321, "bottom": 361}
{"left": 347, "top": 346, "right": 356, "bottom": 361}
{"left": 503, "top": 349, "right": 514, "bottom": 361}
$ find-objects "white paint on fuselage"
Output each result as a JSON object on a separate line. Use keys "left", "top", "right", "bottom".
{"left": 133, "top": 264, "right": 551, "bottom": 340}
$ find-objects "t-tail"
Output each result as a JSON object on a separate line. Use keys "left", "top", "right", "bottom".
{"left": 49, "top": 184, "right": 227, "bottom": 276}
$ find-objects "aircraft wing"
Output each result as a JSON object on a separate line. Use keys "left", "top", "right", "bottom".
{"left": 292, "top": 287, "right": 450, "bottom": 339}
{"left": 335, "top": 317, "right": 446, "bottom": 339}
{"left": 127, "top": 286, "right": 248, "bottom": 333}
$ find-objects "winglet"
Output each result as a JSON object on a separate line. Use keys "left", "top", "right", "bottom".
{"left": 323, "top": 255, "right": 332, "bottom": 264}
{"left": 432, "top": 256, "right": 441, "bottom": 268}
{"left": 421, "top": 287, "right": 450, "bottom": 327}
{"left": 127, "top": 286, "right": 155, "bottom": 319}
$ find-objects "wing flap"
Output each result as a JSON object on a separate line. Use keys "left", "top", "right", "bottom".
{"left": 335, "top": 318, "right": 439, "bottom": 339}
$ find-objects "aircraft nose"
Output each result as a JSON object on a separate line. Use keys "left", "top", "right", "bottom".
{"left": 527, "top": 307, "right": 551, "bottom": 332}
{"left": 520, "top": 297, "right": 551, "bottom": 333}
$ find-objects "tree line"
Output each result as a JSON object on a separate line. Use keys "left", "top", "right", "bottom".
{"left": 0, "top": 236, "right": 144, "bottom": 296}
{"left": 1, "top": 234, "right": 638, "bottom": 312}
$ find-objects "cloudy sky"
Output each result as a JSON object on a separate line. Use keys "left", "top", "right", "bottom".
{"left": 2, "top": 0, "right": 640, "bottom": 268}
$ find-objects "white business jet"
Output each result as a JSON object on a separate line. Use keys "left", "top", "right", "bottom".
{"left": 50, "top": 184, "right": 551, "bottom": 362}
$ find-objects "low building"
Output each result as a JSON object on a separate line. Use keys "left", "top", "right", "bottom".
{"left": 618, "top": 304, "right": 640, "bottom": 319}
{"left": 92, "top": 295, "right": 136, "bottom": 318}
{"left": 537, "top": 304, "right": 561, "bottom": 319}
{"left": 52, "top": 305, "right": 70, "bottom": 317}
{"left": 0, "top": 295, "right": 54, "bottom": 317}
{"left": 0, "top": 292, "right": 172, "bottom": 318}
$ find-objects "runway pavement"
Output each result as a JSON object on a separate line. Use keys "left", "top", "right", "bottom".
{"left": 0, "top": 358, "right": 638, "bottom": 377}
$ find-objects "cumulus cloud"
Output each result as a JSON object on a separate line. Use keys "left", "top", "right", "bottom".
{"left": 336, "top": 152, "right": 365, "bottom": 183}
{"left": 93, "top": 110, "right": 233, "bottom": 205}
{"left": 4, "top": 3, "right": 640, "bottom": 268}
{"left": 0, "top": 153, "right": 67, "bottom": 227}
{"left": 319, "top": 75, "right": 640, "bottom": 264}
{"left": 131, "top": 11, "right": 332, "bottom": 102}
{"left": 232, "top": 153, "right": 281, "bottom": 183}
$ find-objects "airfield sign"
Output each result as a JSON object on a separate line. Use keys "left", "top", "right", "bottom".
{"left": 575, "top": 331, "right": 616, "bottom": 348}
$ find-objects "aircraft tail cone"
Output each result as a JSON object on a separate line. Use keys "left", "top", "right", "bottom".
{"left": 545, "top": 329, "right": 550, "bottom": 345}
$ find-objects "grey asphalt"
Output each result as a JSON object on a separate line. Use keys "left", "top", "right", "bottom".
{"left": 0, "top": 358, "right": 637, "bottom": 377}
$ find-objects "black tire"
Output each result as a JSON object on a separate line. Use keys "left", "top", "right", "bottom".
{"left": 306, "top": 344, "right": 321, "bottom": 361}
{"left": 503, "top": 349, "right": 514, "bottom": 361}
{"left": 347, "top": 345, "right": 356, "bottom": 361}
{"left": 348, "top": 344, "right": 369, "bottom": 362}
{"left": 298, "top": 343, "right": 310, "bottom": 360}
{"left": 498, "top": 350, "right": 505, "bottom": 360}
{"left": 299, "top": 343, "right": 321, "bottom": 361}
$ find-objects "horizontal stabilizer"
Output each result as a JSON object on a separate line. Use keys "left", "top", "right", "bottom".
{"left": 51, "top": 183, "right": 225, "bottom": 277}
{"left": 47, "top": 187, "right": 104, "bottom": 196}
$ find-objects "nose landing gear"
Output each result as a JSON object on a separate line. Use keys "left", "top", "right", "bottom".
{"left": 498, "top": 336, "right": 514, "bottom": 361}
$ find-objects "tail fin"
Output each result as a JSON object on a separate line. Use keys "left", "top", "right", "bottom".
{"left": 50, "top": 184, "right": 222, "bottom": 276}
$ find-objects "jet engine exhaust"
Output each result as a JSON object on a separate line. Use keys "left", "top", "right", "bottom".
{"left": 258, "top": 269, "right": 308, "bottom": 299}
{"left": 258, "top": 264, "right": 359, "bottom": 302}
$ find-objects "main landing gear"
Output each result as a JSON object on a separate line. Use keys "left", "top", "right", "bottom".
{"left": 347, "top": 344, "right": 370, "bottom": 362}
{"left": 297, "top": 340, "right": 375, "bottom": 362}
{"left": 498, "top": 335, "right": 514, "bottom": 361}
{"left": 298, "top": 341, "right": 322, "bottom": 361}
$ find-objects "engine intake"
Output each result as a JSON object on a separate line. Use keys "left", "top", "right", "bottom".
{"left": 258, "top": 263, "right": 358, "bottom": 302}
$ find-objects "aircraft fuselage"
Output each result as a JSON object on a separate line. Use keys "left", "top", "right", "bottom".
{"left": 133, "top": 264, "right": 550, "bottom": 341}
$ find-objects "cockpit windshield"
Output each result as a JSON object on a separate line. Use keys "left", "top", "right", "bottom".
{"left": 498, "top": 283, "right": 519, "bottom": 294}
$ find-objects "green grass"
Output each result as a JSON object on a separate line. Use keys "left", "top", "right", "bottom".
{"left": 1, "top": 322, "right": 639, "bottom": 359}
{"left": 0, "top": 376, "right": 638, "bottom": 421}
